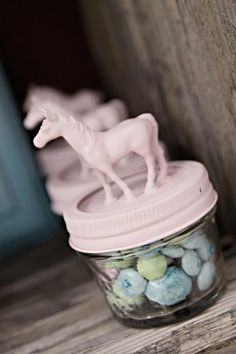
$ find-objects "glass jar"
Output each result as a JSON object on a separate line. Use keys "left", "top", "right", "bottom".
{"left": 65, "top": 161, "right": 226, "bottom": 328}
{"left": 79, "top": 206, "right": 225, "bottom": 327}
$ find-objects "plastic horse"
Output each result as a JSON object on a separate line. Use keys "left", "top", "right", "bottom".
{"left": 29, "top": 100, "right": 128, "bottom": 178}
{"left": 34, "top": 110, "right": 167, "bottom": 203}
{"left": 23, "top": 85, "right": 104, "bottom": 129}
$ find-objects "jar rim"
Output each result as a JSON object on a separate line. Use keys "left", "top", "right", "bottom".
{"left": 77, "top": 205, "right": 217, "bottom": 260}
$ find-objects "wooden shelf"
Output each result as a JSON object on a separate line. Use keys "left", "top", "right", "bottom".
{"left": 1, "top": 236, "right": 236, "bottom": 353}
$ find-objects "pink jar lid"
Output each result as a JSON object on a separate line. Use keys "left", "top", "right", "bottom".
{"left": 65, "top": 161, "right": 217, "bottom": 254}
{"left": 48, "top": 153, "right": 146, "bottom": 214}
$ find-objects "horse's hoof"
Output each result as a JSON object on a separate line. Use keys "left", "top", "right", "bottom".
{"left": 144, "top": 185, "right": 157, "bottom": 194}
{"left": 157, "top": 171, "right": 168, "bottom": 184}
{"left": 104, "top": 196, "right": 117, "bottom": 205}
{"left": 124, "top": 190, "right": 135, "bottom": 201}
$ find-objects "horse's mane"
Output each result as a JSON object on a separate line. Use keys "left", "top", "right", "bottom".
{"left": 57, "top": 114, "right": 96, "bottom": 142}
{"left": 76, "top": 119, "right": 95, "bottom": 141}
{"left": 41, "top": 101, "right": 69, "bottom": 115}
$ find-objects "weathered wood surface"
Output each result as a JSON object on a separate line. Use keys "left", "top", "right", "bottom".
{"left": 79, "top": 0, "right": 236, "bottom": 234}
{"left": 1, "top": 236, "right": 236, "bottom": 354}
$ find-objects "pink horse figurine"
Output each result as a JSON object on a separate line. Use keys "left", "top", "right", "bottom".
{"left": 34, "top": 110, "right": 167, "bottom": 203}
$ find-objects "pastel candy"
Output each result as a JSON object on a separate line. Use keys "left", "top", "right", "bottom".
{"left": 181, "top": 250, "right": 201, "bottom": 276}
{"left": 105, "top": 256, "right": 134, "bottom": 269}
{"left": 116, "top": 268, "right": 147, "bottom": 296}
{"left": 197, "top": 236, "right": 215, "bottom": 261}
{"left": 105, "top": 268, "right": 119, "bottom": 279}
{"left": 145, "top": 266, "right": 192, "bottom": 305}
{"left": 106, "top": 281, "right": 144, "bottom": 312}
{"left": 162, "top": 246, "right": 184, "bottom": 258}
{"left": 141, "top": 248, "right": 161, "bottom": 259}
{"left": 137, "top": 254, "right": 167, "bottom": 280}
{"left": 183, "top": 232, "right": 202, "bottom": 249}
{"left": 197, "top": 261, "right": 216, "bottom": 291}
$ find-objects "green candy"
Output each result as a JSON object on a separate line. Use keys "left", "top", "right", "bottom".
{"left": 137, "top": 254, "right": 167, "bottom": 280}
{"left": 105, "top": 256, "right": 134, "bottom": 269}
{"left": 105, "top": 281, "right": 144, "bottom": 312}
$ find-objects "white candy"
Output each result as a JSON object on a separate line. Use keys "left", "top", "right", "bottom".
{"left": 162, "top": 246, "right": 184, "bottom": 258}
{"left": 181, "top": 250, "right": 201, "bottom": 276}
{"left": 197, "top": 235, "right": 215, "bottom": 261}
{"left": 183, "top": 232, "right": 202, "bottom": 249}
{"left": 197, "top": 261, "right": 216, "bottom": 291}
{"left": 116, "top": 268, "right": 147, "bottom": 296}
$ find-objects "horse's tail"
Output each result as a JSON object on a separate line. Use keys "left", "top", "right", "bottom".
{"left": 138, "top": 113, "right": 159, "bottom": 138}
{"left": 139, "top": 113, "right": 168, "bottom": 181}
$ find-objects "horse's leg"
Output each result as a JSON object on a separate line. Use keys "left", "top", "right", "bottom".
{"left": 105, "top": 167, "right": 134, "bottom": 200}
{"left": 144, "top": 153, "right": 156, "bottom": 193}
{"left": 95, "top": 169, "right": 116, "bottom": 203}
{"left": 153, "top": 144, "right": 168, "bottom": 183}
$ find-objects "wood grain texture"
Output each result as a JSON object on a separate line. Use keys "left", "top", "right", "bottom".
{"left": 79, "top": 0, "right": 236, "bottom": 234}
{"left": 1, "top": 237, "right": 236, "bottom": 354}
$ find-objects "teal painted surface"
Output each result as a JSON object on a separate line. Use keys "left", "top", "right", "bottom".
{"left": 0, "top": 63, "right": 61, "bottom": 258}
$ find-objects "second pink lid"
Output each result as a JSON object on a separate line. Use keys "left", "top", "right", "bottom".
{"left": 64, "top": 161, "right": 217, "bottom": 253}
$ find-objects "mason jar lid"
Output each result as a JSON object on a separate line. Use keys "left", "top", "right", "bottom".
{"left": 64, "top": 161, "right": 217, "bottom": 254}
{"left": 48, "top": 153, "right": 146, "bottom": 214}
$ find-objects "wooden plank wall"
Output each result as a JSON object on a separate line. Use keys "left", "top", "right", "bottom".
{"left": 79, "top": 0, "right": 236, "bottom": 234}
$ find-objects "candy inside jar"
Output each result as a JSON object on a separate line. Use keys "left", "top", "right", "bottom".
{"left": 80, "top": 207, "right": 225, "bottom": 327}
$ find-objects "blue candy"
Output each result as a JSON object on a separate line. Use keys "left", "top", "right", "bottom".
{"left": 181, "top": 250, "right": 201, "bottom": 276}
{"left": 145, "top": 266, "right": 192, "bottom": 305}
{"left": 116, "top": 268, "right": 147, "bottom": 296}
{"left": 197, "top": 236, "right": 215, "bottom": 261}
{"left": 140, "top": 248, "right": 161, "bottom": 259}
{"left": 197, "top": 261, "right": 216, "bottom": 291}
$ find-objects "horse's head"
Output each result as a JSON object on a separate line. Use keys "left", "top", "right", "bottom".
{"left": 33, "top": 105, "right": 79, "bottom": 148}
{"left": 33, "top": 108, "right": 63, "bottom": 148}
